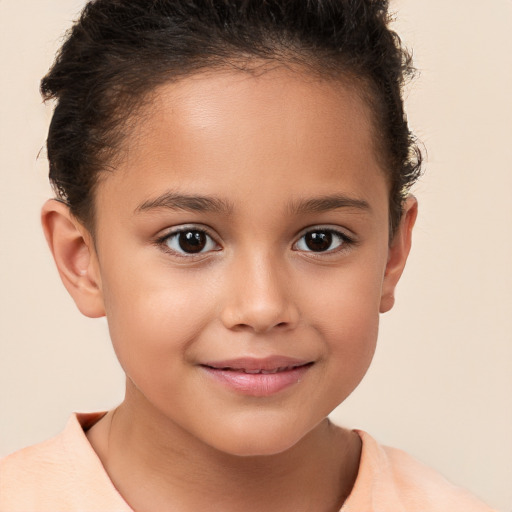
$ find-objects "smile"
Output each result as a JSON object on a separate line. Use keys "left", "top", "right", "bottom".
{"left": 200, "top": 357, "right": 314, "bottom": 397}
{"left": 206, "top": 365, "right": 306, "bottom": 374}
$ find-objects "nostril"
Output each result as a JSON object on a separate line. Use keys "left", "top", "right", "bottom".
{"left": 219, "top": 291, "right": 300, "bottom": 333}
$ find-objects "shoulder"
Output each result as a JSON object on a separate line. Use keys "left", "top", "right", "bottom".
{"left": 341, "top": 430, "right": 496, "bottom": 512}
{"left": 1, "top": 428, "right": 72, "bottom": 511}
{"left": 0, "top": 413, "right": 131, "bottom": 512}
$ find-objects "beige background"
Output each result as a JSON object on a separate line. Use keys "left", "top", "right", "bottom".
{"left": 0, "top": 1, "right": 511, "bottom": 510}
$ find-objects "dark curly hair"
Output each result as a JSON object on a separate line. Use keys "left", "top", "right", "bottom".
{"left": 41, "top": 0, "right": 422, "bottom": 236}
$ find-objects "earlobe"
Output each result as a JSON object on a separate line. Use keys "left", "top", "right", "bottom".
{"left": 41, "top": 199, "right": 105, "bottom": 318}
{"left": 379, "top": 195, "right": 418, "bottom": 314}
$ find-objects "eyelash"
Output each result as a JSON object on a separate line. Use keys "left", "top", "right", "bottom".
{"left": 293, "top": 227, "right": 354, "bottom": 255}
{"left": 154, "top": 226, "right": 355, "bottom": 258}
{"left": 155, "top": 226, "right": 219, "bottom": 258}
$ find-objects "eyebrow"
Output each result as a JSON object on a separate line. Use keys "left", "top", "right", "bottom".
{"left": 135, "top": 191, "right": 370, "bottom": 216}
{"left": 135, "top": 191, "right": 234, "bottom": 215}
{"left": 288, "top": 194, "right": 371, "bottom": 215}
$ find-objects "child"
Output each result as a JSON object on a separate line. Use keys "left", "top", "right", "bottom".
{"left": 0, "top": 1, "right": 497, "bottom": 510}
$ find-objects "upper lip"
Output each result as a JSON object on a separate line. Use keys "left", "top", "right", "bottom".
{"left": 200, "top": 356, "right": 313, "bottom": 373}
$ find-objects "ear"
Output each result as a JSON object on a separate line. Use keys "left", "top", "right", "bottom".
{"left": 379, "top": 195, "right": 418, "bottom": 313}
{"left": 41, "top": 199, "right": 105, "bottom": 318}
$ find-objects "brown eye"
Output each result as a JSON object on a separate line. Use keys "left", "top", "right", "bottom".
{"left": 178, "top": 231, "right": 207, "bottom": 253}
{"left": 304, "top": 232, "right": 332, "bottom": 251}
{"left": 295, "top": 229, "right": 348, "bottom": 253}
{"left": 163, "top": 229, "right": 218, "bottom": 255}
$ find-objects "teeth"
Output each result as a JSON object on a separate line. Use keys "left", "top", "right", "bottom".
{"left": 211, "top": 365, "right": 306, "bottom": 373}
{"left": 242, "top": 366, "right": 292, "bottom": 374}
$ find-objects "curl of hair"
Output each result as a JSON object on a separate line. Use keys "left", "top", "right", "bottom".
{"left": 41, "top": 0, "right": 422, "bottom": 235}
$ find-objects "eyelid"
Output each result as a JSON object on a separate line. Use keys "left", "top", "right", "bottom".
{"left": 292, "top": 225, "right": 356, "bottom": 253}
{"left": 153, "top": 224, "right": 356, "bottom": 258}
{"left": 154, "top": 224, "right": 221, "bottom": 257}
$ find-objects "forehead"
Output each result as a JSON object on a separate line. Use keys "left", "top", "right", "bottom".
{"left": 96, "top": 66, "right": 387, "bottom": 218}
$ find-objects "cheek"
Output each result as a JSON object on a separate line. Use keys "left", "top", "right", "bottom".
{"left": 303, "top": 258, "right": 384, "bottom": 384}
{"left": 305, "top": 257, "right": 384, "bottom": 334}
{"left": 100, "top": 262, "right": 217, "bottom": 374}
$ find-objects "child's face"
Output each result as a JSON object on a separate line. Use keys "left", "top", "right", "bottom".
{"left": 70, "top": 67, "right": 415, "bottom": 456}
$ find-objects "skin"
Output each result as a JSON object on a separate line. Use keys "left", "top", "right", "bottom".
{"left": 42, "top": 66, "right": 417, "bottom": 512}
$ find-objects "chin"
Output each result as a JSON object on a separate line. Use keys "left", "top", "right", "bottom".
{"left": 204, "top": 417, "right": 321, "bottom": 458}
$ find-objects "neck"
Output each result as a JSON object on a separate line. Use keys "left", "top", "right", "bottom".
{"left": 87, "top": 385, "right": 361, "bottom": 512}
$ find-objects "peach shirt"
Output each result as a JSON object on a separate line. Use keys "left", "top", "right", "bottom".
{"left": 0, "top": 413, "right": 495, "bottom": 512}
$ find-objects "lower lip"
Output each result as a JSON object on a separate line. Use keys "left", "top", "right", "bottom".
{"left": 201, "top": 364, "right": 312, "bottom": 397}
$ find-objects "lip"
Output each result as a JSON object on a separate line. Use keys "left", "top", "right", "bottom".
{"left": 200, "top": 356, "right": 314, "bottom": 397}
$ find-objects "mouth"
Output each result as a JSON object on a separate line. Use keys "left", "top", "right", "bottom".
{"left": 204, "top": 364, "right": 310, "bottom": 374}
{"left": 200, "top": 357, "right": 314, "bottom": 397}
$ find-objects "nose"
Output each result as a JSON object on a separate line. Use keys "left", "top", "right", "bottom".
{"left": 219, "top": 251, "right": 300, "bottom": 334}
